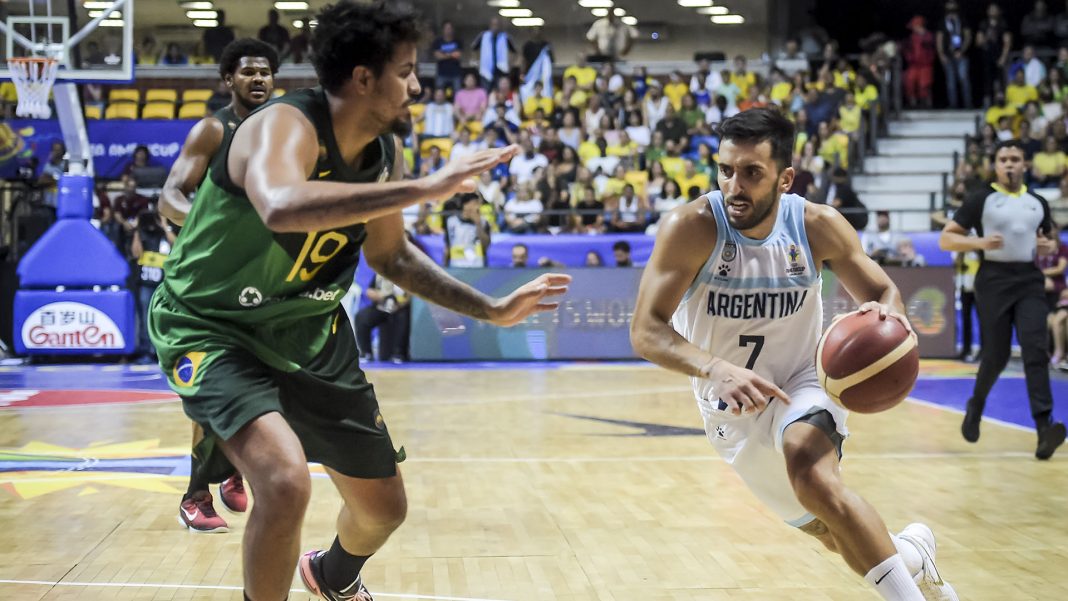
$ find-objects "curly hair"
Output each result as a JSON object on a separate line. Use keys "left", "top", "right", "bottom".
{"left": 218, "top": 38, "right": 279, "bottom": 78}
{"left": 310, "top": 0, "right": 423, "bottom": 93}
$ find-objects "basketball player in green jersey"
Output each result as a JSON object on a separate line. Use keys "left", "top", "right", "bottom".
{"left": 159, "top": 38, "right": 279, "bottom": 534}
{"left": 149, "top": 2, "right": 570, "bottom": 600}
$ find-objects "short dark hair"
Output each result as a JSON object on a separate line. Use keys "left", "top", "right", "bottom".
{"left": 717, "top": 107, "right": 795, "bottom": 170}
{"left": 994, "top": 139, "right": 1027, "bottom": 156}
{"left": 219, "top": 38, "right": 279, "bottom": 78}
{"left": 613, "top": 240, "right": 631, "bottom": 253}
{"left": 310, "top": 0, "right": 423, "bottom": 93}
{"left": 512, "top": 243, "right": 529, "bottom": 252}
{"left": 459, "top": 193, "right": 481, "bottom": 206}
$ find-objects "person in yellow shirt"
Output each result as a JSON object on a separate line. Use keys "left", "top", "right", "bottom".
{"left": 606, "top": 130, "right": 640, "bottom": 162}
{"left": 730, "top": 55, "right": 757, "bottom": 98}
{"left": 817, "top": 120, "right": 850, "bottom": 169}
{"left": 522, "top": 80, "right": 553, "bottom": 119}
{"left": 1006, "top": 69, "right": 1038, "bottom": 109}
{"left": 675, "top": 159, "right": 711, "bottom": 199}
{"left": 664, "top": 71, "right": 690, "bottom": 111}
{"left": 768, "top": 69, "right": 793, "bottom": 105}
{"left": 854, "top": 71, "right": 879, "bottom": 111}
{"left": 563, "top": 54, "right": 597, "bottom": 90}
{"left": 984, "top": 91, "right": 1016, "bottom": 126}
{"left": 839, "top": 92, "right": 862, "bottom": 137}
{"left": 1032, "top": 135, "right": 1068, "bottom": 186}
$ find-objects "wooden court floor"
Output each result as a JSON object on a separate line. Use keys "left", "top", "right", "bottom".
{"left": 1, "top": 363, "right": 1067, "bottom": 600}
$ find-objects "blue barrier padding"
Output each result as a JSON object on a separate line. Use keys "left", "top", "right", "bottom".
{"left": 14, "top": 289, "right": 135, "bottom": 355}
{"left": 55, "top": 174, "right": 93, "bottom": 220}
{"left": 17, "top": 220, "right": 129, "bottom": 287}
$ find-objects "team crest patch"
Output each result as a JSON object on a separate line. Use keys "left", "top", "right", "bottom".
{"left": 173, "top": 352, "right": 207, "bottom": 387}
{"left": 721, "top": 241, "right": 737, "bottom": 262}
{"left": 786, "top": 243, "right": 806, "bottom": 276}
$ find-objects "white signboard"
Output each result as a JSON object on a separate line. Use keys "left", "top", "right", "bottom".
{"left": 21, "top": 301, "right": 126, "bottom": 350}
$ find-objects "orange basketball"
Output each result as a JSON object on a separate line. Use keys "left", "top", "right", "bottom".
{"left": 815, "top": 310, "right": 919, "bottom": 414}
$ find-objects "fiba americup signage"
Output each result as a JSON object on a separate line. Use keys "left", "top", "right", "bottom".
{"left": 20, "top": 301, "right": 126, "bottom": 350}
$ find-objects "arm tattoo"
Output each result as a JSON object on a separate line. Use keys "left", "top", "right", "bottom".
{"left": 378, "top": 241, "right": 494, "bottom": 321}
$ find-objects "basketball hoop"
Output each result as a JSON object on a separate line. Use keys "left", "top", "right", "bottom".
{"left": 7, "top": 57, "right": 60, "bottom": 119}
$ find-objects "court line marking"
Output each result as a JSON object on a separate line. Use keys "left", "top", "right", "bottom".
{"left": 904, "top": 395, "right": 1037, "bottom": 433}
{"left": 0, "top": 579, "right": 512, "bottom": 601}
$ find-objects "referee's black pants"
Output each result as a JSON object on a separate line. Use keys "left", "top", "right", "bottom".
{"left": 971, "top": 261, "right": 1055, "bottom": 424}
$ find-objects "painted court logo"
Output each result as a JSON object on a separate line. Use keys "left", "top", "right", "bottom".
{"left": 174, "top": 352, "right": 207, "bottom": 387}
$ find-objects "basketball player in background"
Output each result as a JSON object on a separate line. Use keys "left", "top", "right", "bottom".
{"left": 159, "top": 38, "right": 279, "bottom": 533}
{"left": 939, "top": 139, "right": 1067, "bottom": 459}
{"left": 631, "top": 108, "right": 957, "bottom": 601}
{"left": 149, "top": 2, "right": 569, "bottom": 600}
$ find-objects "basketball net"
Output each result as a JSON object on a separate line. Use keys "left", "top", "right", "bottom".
{"left": 7, "top": 57, "right": 60, "bottom": 119}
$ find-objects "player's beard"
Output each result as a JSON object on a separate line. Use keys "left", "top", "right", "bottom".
{"left": 724, "top": 189, "right": 777, "bottom": 231}
{"left": 390, "top": 115, "right": 413, "bottom": 138}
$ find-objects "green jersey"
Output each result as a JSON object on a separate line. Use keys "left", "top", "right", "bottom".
{"left": 152, "top": 87, "right": 396, "bottom": 372}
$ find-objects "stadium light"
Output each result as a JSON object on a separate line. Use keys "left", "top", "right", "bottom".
{"left": 274, "top": 1, "right": 310, "bottom": 10}
{"left": 185, "top": 10, "right": 218, "bottom": 18}
{"left": 622, "top": 16, "right": 637, "bottom": 25}
{"left": 614, "top": 7, "right": 625, "bottom": 15}
{"left": 698, "top": 6, "right": 729, "bottom": 14}
{"left": 83, "top": 1, "right": 120, "bottom": 8}
{"left": 711, "top": 14, "right": 744, "bottom": 23}
{"left": 678, "top": 0, "right": 713, "bottom": 6}
{"left": 293, "top": 19, "right": 304, "bottom": 28}
{"left": 99, "top": 19, "right": 124, "bottom": 26}
{"left": 512, "top": 17, "right": 545, "bottom": 26}
{"left": 193, "top": 19, "right": 220, "bottom": 27}
{"left": 87, "top": 10, "right": 122, "bottom": 18}
{"left": 499, "top": 8, "right": 533, "bottom": 17}
{"left": 178, "top": 1, "right": 213, "bottom": 8}
{"left": 488, "top": 0, "right": 521, "bottom": 6}
{"left": 578, "top": 0, "right": 613, "bottom": 8}
{"left": 591, "top": 8, "right": 608, "bottom": 16}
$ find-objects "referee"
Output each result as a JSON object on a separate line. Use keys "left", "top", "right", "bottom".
{"left": 939, "top": 139, "right": 1066, "bottom": 459}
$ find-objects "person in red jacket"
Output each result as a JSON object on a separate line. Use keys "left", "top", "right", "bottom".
{"left": 903, "top": 16, "right": 936, "bottom": 108}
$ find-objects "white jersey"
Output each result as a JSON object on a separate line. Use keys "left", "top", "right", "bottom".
{"left": 672, "top": 192, "right": 823, "bottom": 416}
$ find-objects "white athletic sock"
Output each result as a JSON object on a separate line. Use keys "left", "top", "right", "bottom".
{"left": 863, "top": 554, "right": 924, "bottom": 601}
{"left": 890, "top": 533, "right": 923, "bottom": 578}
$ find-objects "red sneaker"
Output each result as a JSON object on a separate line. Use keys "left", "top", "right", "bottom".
{"left": 178, "top": 491, "right": 228, "bottom": 533}
{"left": 219, "top": 473, "right": 247, "bottom": 513}
{"left": 298, "top": 550, "right": 374, "bottom": 600}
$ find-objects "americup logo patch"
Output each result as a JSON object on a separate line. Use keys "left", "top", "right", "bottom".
{"left": 786, "top": 243, "right": 806, "bottom": 276}
{"left": 173, "top": 352, "right": 207, "bottom": 387}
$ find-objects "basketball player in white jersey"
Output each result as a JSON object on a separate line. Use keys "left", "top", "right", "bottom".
{"left": 631, "top": 108, "right": 957, "bottom": 601}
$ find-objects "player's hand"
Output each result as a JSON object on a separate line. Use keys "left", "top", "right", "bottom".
{"left": 703, "top": 359, "right": 791, "bottom": 416}
{"left": 858, "top": 302, "right": 914, "bottom": 335}
{"left": 429, "top": 144, "right": 520, "bottom": 197}
{"left": 487, "top": 272, "right": 571, "bottom": 327}
{"left": 978, "top": 234, "right": 1004, "bottom": 250}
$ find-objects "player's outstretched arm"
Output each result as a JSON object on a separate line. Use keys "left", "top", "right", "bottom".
{"left": 807, "top": 203, "right": 911, "bottom": 332}
{"left": 363, "top": 211, "right": 569, "bottom": 326}
{"left": 240, "top": 105, "right": 519, "bottom": 233}
{"left": 362, "top": 142, "right": 569, "bottom": 326}
{"left": 159, "top": 116, "right": 224, "bottom": 226}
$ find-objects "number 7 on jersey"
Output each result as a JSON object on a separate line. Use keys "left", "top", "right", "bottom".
{"left": 739, "top": 335, "right": 765, "bottom": 370}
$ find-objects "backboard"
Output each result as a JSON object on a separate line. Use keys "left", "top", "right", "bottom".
{"left": 0, "top": 0, "right": 134, "bottom": 82}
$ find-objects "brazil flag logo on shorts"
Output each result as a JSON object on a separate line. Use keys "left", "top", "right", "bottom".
{"left": 173, "top": 352, "right": 207, "bottom": 388}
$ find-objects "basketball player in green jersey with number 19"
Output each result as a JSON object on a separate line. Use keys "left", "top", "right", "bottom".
{"left": 148, "top": 2, "right": 571, "bottom": 600}
{"left": 160, "top": 37, "right": 280, "bottom": 535}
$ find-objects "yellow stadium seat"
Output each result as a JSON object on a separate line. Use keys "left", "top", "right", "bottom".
{"left": 0, "top": 81, "right": 17, "bottom": 102}
{"left": 105, "top": 102, "right": 139, "bottom": 119}
{"left": 145, "top": 89, "right": 178, "bottom": 103}
{"left": 420, "top": 138, "right": 452, "bottom": 159}
{"left": 108, "top": 88, "right": 140, "bottom": 103}
{"left": 462, "top": 120, "right": 484, "bottom": 136}
{"left": 409, "top": 103, "right": 425, "bottom": 134}
{"left": 623, "top": 169, "right": 649, "bottom": 196}
{"left": 84, "top": 105, "right": 103, "bottom": 120}
{"left": 142, "top": 102, "right": 176, "bottom": 119}
{"left": 272, "top": 88, "right": 286, "bottom": 98}
{"left": 182, "top": 89, "right": 213, "bottom": 103}
{"left": 178, "top": 102, "right": 207, "bottom": 119}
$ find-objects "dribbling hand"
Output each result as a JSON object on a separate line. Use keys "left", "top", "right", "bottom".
{"left": 702, "top": 359, "right": 791, "bottom": 416}
{"left": 857, "top": 301, "right": 913, "bottom": 335}
{"left": 430, "top": 144, "right": 520, "bottom": 198}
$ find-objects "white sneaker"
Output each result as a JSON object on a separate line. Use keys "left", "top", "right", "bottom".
{"left": 898, "top": 523, "right": 959, "bottom": 601}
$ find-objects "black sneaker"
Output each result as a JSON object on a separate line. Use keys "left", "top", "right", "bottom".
{"left": 1036, "top": 421, "right": 1067, "bottom": 460}
{"left": 961, "top": 400, "right": 982, "bottom": 443}
{"left": 298, "top": 549, "right": 373, "bottom": 601}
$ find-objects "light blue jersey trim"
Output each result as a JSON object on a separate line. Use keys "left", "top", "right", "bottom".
{"left": 786, "top": 512, "right": 817, "bottom": 528}
{"left": 680, "top": 194, "right": 727, "bottom": 303}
